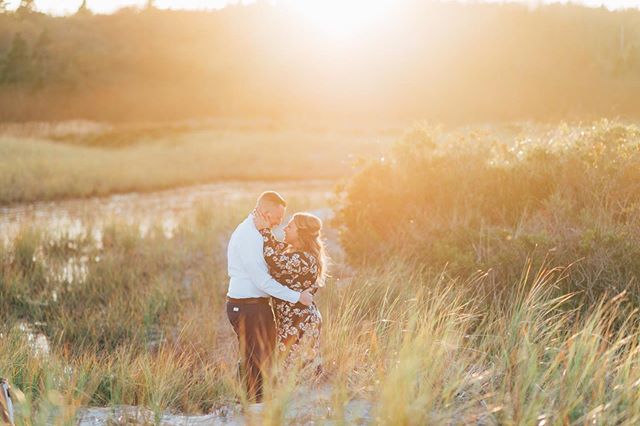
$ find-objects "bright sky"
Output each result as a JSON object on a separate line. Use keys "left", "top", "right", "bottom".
{"left": 4, "top": 0, "right": 235, "bottom": 15}
{"left": 3, "top": 0, "right": 640, "bottom": 15}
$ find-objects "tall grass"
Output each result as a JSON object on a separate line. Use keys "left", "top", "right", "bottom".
{"left": 282, "top": 260, "right": 640, "bottom": 424}
{"left": 2, "top": 201, "right": 640, "bottom": 423}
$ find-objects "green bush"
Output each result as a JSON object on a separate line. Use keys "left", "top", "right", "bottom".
{"left": 336, "top": 120, "right": 640, "bottom": 303}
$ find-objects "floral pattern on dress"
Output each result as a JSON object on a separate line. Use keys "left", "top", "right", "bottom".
{"left": 260, "top": 229, "right": 322, "bottom": 377}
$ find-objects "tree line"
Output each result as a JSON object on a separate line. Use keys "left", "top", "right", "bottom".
{"left": 0, "top": 1, "right": 639, "bottom": 122}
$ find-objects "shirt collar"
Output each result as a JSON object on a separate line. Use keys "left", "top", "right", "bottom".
{"left": 245, "top": 212, "right": 260, "bottom": 234}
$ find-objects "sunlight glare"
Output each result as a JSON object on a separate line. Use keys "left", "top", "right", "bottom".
{"left": 289, "top": 0, "right": 394, "bottom": 40}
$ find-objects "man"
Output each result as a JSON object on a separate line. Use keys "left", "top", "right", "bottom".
{"left": 226, "top": 191, "right": 313, "bottom": 408}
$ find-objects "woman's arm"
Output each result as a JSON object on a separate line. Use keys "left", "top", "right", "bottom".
{"left": 260, "top": 229, "right": 318, "bottom": 278}
{"left": 260, "top": 228, "right": 291, "bottom": 272}
{"left": 260, "top": 230, "right": 320, "bottom": 294}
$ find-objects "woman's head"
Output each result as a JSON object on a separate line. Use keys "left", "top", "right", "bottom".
{"left": 284, "top": 212, "right": 326, "bottom": 285}
{"left": 284, "top": 212, "right": 320, "bottom": 246}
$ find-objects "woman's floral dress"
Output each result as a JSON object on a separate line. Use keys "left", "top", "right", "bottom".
{"left": 260, "top": 229, "right": 322, "bottom": 376}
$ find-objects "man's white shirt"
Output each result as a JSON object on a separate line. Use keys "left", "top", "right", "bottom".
{"left": 227, "top": 214, "right": 300, "bottom": 304}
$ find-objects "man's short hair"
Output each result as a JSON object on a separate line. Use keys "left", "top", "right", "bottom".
{"left": 257, "top": 191, "right": 287, "bottom": 208}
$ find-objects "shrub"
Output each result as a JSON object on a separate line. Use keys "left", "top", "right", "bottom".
{"left": 335, "top": 120, "right": 640, "bottom": 303}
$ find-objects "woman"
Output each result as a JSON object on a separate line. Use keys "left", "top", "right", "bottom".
{"left": 253, "top": 211, "right": 325, "bottom": 378}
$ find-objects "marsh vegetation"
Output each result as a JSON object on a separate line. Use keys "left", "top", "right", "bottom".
{"left": 2, "top": 121, "right": 640, "bottom": 424}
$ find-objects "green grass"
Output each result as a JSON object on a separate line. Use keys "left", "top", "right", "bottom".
{"left": 0, "top": 121, "right": 394, "bottom": 205}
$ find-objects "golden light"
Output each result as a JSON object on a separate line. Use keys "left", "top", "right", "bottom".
{"left": 288, "top": 0, "right": 394, "bottom": 40}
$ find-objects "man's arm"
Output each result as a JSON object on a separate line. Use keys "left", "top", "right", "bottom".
{"left": 236, "top": 240, "right": 302, "bottom": 304}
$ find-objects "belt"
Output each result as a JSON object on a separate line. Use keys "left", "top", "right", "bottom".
{"left": 226, "top": 296, "right": 270, "bottom": 305}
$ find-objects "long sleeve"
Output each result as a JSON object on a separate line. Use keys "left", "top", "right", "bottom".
{"left": 260, "top": 229, "right": 289, "bottom": 269}
{"left": 260, "top": 229, "right": 318, "bottom": 279}
{"left": 232, "top": 238, "right": 301, "bottom": 304}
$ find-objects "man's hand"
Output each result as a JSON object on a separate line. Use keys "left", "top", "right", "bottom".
{"left": 299, "top": 289, "right": 313, "bottom": 306}
{"left": 252, "top": 208, "right": 271, "bottom": 230}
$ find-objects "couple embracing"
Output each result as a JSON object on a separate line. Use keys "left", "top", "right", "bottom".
{"left": 226, "top": 191, "right": 326, "bottom": 408}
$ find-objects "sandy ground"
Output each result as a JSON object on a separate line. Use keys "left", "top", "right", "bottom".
{"left": 76, "top": 385, "right": 372, "bottom": 425}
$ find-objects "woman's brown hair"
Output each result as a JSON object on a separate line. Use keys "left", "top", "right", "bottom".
{"left": 292, "top": 212, "right": 327, "bottom": 286}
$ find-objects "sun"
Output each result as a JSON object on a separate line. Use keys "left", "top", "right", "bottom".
{"left": 289, "top": 0, "right": 394, "bottom": 40}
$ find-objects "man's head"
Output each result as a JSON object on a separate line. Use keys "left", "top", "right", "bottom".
{"left": 256, "top": 191, "right": 287, "bottom": 228}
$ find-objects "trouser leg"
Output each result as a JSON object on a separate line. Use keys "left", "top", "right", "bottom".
{"left": 226, "top": 302, "right": 276, "bottom": 403}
